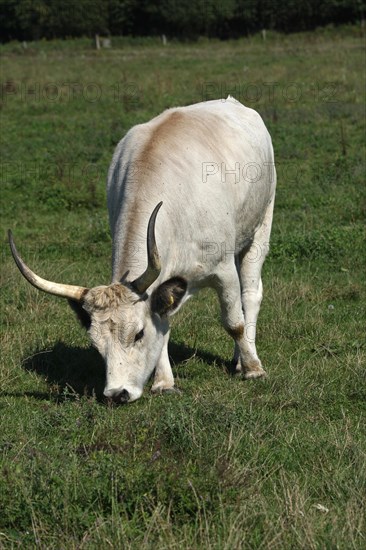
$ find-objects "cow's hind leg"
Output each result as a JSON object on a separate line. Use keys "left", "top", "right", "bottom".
{"left": 231, "top": 259, "right": 266, "bottom": 378}
{"left": 151, "top": 330, "right": 176, "bottom": 393}
{"left": 234, "top": 198, "right": 274, "bottom": 377}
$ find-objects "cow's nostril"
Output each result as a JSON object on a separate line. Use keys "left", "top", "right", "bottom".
{"left": 113, "top": 389, "right": 130, "bottom": 404}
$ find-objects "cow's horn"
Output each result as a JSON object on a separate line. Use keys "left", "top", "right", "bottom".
{"left": 132, "top": 202, "right": 162, "bottom": 294}
{"left": 8, "top": 230, "right": 88, "bottom": 301}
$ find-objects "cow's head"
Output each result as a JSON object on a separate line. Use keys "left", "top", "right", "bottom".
{"left": 8, "top": 203, "right": 187, "bottom": 404}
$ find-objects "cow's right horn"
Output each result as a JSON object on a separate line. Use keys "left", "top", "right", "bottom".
{"left": 8, "top": 230, "right": 88, "bottom": 301}
{"left": 132, "top": 202, "right": 162, "bottom": 294}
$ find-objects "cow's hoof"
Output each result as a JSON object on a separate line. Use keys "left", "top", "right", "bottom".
{"left": 243, "top": 367, "right": 267, "bottom": 380}
{"left": 229, "top": 359, "right": 242, "bottom": 377}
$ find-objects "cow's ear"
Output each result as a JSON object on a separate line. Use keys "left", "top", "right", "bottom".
{"left": 151, "top": 277, "right": 187, "bottom": 317}
{"left": 68, "top": 299, "right": 91, "bottom": 330}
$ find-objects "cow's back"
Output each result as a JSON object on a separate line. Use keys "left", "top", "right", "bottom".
{"left": 107, "top": 98, "right": 275, "bottom": 283}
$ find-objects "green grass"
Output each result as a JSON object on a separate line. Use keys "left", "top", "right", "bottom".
{"left": 1, "top": 26, "right": 365, "bottom": 548}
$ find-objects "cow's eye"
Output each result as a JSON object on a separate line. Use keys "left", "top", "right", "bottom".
{"left": 134, "top": 329, "right": 144, "bottom": 342}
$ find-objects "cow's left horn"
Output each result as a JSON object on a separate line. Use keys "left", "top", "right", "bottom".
{"left": 132, "top": 202, "right": 162, "bottom": 294}
{"left": 8, "top": 230, "right": 88, "bottom": 301}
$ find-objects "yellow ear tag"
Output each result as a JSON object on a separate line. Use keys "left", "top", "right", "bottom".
{"left": 169, "top": 295, "right": 174, "bottom": 306}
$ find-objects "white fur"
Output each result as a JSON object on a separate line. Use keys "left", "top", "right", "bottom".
{"left": 95, "top": 97, "right": 276, "bottom": 401}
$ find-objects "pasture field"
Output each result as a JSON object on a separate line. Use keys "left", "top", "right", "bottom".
{"left": 1, "top": 26, "right": 365, "bottom": 548}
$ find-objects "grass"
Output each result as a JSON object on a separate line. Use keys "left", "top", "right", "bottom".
{"left": 1, "top": 25, "right": 365, "bottom": 548}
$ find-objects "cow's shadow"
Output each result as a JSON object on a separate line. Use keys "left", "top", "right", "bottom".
{"left": 20, "top": 340, "right": 230, "bottom": 403}
{"left": 22, "top": 343, "right": 106, "bottom": 402}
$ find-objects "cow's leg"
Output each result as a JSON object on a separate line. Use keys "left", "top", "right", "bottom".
{"left": 230, "top": 268, "right": 265, "bottom": 378}
{"left": 231, "top": 256, "right": 241, "bottom": 374}
{"left": 151, "top": 330, "right": 175, "bottom": 393}
{"left": 215, "top": 262, "right": 265, "bottom": 379}
{"left": 234, "top": 198, "right": 274, "bottom": 376}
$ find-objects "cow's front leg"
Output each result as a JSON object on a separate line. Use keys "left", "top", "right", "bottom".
{"left": 151, "top": 330, "right": 175, "bottom": 393}
{"left": 215, "top": 264, "right": 266, "bottom": 379}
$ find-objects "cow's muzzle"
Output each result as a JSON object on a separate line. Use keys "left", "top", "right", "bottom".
{"left": 105, "top": 388, "right": 130, "bottom": 404}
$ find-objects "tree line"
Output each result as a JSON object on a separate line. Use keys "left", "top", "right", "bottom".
{"left": 1, "top": 0, "right": 365, "bottom": 42}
